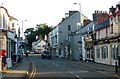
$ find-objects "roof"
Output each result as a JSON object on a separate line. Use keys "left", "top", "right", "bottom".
{"left": 95, "top": 18, "right": 109, "bottom": 31}
{"left": 0, "top": 5, "right": 10, "bottom": 17}
{"left": 109, "top": 7, "right": 115, "bottom": 15}
{"left": 116, "top": 4, "right": 120, "bottom": 10}
{"left": 9, "top": 15, "right": 18, "bottom": 21}
{"left": 81, "top": 22, "right": 94, "bottom": 35}
{"left": 0, "top": 5, "right": 18, "bottom": 21}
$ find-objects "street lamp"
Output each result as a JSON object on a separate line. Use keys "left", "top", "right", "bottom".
{"left": 22, "top": 20, "right": 27, "bottom": 39}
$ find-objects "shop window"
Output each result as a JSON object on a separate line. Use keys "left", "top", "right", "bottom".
{"left": 112, "top": 45, "right": 118, "bottom": 60}
{"left": 101, "top": 46, "right": 107, "bottom": 59}
{"left": 96, "top": 48, "right": 100, "bottom": 58}
{"left": 106, "top": 46, "right": 108, "bottom": 58}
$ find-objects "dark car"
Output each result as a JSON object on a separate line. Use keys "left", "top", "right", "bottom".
{"left": 42, "top": 51, "right": 51, "bottom": 59}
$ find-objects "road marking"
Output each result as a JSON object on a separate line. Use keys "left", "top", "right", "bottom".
{"left": 32, "top": 64, "right": 36, "bottom": 79}
{"left": 76, "top": 75, "right": 80, "bottom": 78}
{"left": 55, "top": 64, "right": 58, "bottom": 66}
{"left": 69, "top": 71, "right": 74, "bottom": 74}
{"left": 29, "top": 62, "right": 36, "bottom": 79}
{"left": 29, "top": 62, "right": 34, "bottom": 79}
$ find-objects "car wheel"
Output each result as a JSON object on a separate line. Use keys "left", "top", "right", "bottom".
{"left": 49, "top": 57, "right": 51, "bottom": 59}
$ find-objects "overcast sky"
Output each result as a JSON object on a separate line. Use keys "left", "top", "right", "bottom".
{"left": 0, "top": 0, "right": 120, "bottom": 32}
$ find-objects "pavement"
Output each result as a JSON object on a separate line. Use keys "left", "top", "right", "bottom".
{"left": 1, "top": 56, "right": 32, "bottom": 79}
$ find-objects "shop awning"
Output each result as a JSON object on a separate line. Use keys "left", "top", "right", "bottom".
{"left": 0, "top": 50, "right": 6, "bottom": 56}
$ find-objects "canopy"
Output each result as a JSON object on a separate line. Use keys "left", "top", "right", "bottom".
{"left": 0, "top": 50, "right": 6, "bottom": 56}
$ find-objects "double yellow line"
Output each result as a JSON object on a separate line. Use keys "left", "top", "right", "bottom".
{"left": 29, "top": 62, "right": 36, "bottom": 79}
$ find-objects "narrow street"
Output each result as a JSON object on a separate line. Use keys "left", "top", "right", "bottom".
{"left": 29, "top": 54, "right": 119, "bottom": 79}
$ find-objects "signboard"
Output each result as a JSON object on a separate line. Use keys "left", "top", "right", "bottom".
{"left": 6, "top": 58, "right": 12, "bottom": 68}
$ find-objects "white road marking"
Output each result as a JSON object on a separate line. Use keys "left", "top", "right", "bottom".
{"left": 69, "top": 71, "right": 74, "bottom": 74}
{"left": 76, "top": 75, "right": 80, "bottom": 78}
{"left": 55, "top": 64, "right": 58, "bottom": 66}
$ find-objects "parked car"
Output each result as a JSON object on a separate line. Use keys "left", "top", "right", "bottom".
{"left": 42, "top": 51, "right": 51, "bottom": 59}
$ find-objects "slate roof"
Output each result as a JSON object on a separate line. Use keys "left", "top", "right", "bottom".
{"left": 109, "top": 7, "right": 115, "bottom": 15}
{"left": 94, "top": 18, "right": 109, "bottom": 31}
{"left": 116, "top": 4, "right": 120, "bottom": 10}
{"left": 81, "top": 22, "right": 94, "bottom": 35}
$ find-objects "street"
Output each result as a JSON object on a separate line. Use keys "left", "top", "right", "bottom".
{"left": 28, "top": 54, "right": 119, "bottom": 79}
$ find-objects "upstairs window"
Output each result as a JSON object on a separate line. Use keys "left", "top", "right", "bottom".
{"left": 3, "top": 15, "right": 6, "bottom": 29}
{"left": 0, "top": 13, "right": 1, "bottom": 28}
{"left": 118, "top": 15, "right": 120, "bottom": 22}
{"left": 98, "top": 31, "right": 100, "bottom": 39}
{"left": 110, "top": 24, "right": 113, "bottom": 34}
{"left": 106, "top": 28, "right": 108, "bottom": 37}
{"left": 68, "top": 25, "right": 71, "bottom": 31}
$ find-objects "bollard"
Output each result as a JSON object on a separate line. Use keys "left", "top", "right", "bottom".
{"left": 115, "top": 61, "right": 118, "bottom": 73}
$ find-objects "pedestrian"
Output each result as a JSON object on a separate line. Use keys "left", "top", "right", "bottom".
{"left": 25, "top": 51, "right": 29, "bottom": 61}
{"left": 2, "top": 54, "right": 7, "bottom": 70}
{"left": 25, "top": 52, "right": 28, "bottom": 58}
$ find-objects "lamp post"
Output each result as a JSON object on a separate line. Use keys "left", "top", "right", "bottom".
{"left": 22, "top": 20, "right": 27, "bottom": 39}
{"left": 73, "top": 3, "right": 81, "bottom": 23}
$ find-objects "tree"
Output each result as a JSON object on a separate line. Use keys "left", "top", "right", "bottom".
{"left": 24, "top": 28, "right": 36, "bottom": 49}
{"left": 24, "top": 23, "right": 52, "bottom": 49}
{"left": 36, "top": 23, "right": 52, "bottom": 39}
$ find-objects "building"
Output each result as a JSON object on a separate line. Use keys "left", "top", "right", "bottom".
{"left": 0, "top": 5, "right": 10, "bottom": 70}
{"left": 0, "top": 5, "right": 19, "bottom": 70}
{"left": 32, "top": 39, "right": 46, "bottom": 54}
{"left": 81, "top": 22, "right": 94, "bottom": 61}
{"left": 50, "top": 11, "right": 82, "bottom": 58}
{"left": 93, "top": 4, "right": 120, "bottom": 66}
{"left": 49, "top": 11, "right": 89, "bottom": 60}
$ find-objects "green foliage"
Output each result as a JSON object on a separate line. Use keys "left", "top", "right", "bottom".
{"left": 24, "top": 23, "right": 52, "bottom": 49}
{"left": 36, "top": 23, "right": 52, "bottom": 39}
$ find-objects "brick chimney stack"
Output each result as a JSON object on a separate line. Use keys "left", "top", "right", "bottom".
{"left": 92, "top": 10, "right": 109, "bottom": 24}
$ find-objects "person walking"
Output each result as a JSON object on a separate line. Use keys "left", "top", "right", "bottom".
{"left": 2, "top": 54, "right": 7, "bottom": 70}
{"left": 25, "top": 51, "right": 29, "bottom": 61}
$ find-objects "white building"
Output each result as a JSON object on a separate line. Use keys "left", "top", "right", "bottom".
{"left": 49, "top": 11, "right": 89, "bottom": 60}
{"left": 32, "top": 39, "right": 46, "bottom": 54}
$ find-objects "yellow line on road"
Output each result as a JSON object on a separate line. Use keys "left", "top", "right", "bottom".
{"left": 28, "top": 62, "right": 36, "bottom": 79}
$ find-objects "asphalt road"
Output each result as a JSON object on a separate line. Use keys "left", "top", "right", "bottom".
{"left": 29, "top": 54, "right": 119, "bottom": 79}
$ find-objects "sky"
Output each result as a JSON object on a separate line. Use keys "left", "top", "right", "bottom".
{"left": 0, "top": 0, "right": 120, "bottom": 32}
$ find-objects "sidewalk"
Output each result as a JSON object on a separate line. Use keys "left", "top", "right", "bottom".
{"left": 2, "top": 56, "right": 32, "bottom": 79}
{"left": 54, "top": 57, "right": 120, "bottom": 75}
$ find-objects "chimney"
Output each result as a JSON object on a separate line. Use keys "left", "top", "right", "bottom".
{"left": 69, "top": 11, "right": 78, "bottom": 16}
{"left": 92, "top": 10, "right": 109, "bottom": 24}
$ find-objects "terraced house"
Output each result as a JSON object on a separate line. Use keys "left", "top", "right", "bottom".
{"left": 94, "top": 4, "right": 120, "bottom": 65}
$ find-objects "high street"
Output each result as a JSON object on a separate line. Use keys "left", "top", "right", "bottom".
{"left": 29, "top": 54, "right": 119, "bottom": 79}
